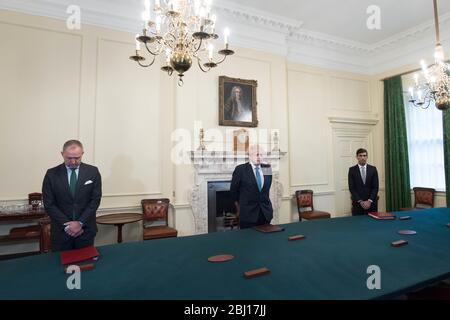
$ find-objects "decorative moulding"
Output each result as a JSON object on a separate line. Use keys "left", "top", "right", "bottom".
{"left": 328, "top": 116, "right": 379, "bottom": 126}
{"left": 289, "top": 191, "right": 336, "bottom": 197}
{"left": 97, "top": 206, "right": 141, "bottom": 214}
{"left": 1, "top": 0, "right": 450, "bottom": 75}
{"left": 188, "top": 150, "right": 286, "bottom": 234}
{"left": 214, "top": 0, "right": 303, "bottom": 35}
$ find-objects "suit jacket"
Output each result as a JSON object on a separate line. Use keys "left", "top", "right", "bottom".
{"left": 42, "top": 163, "right": 102, "bottom": 243}
{"left": 230, "top": 162, "right": 273, "bottom": 225}
{"left": 348, "top": 164, "right": 379, "bottom": 211}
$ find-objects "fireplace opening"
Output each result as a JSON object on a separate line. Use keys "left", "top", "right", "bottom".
{"left": 207, "top": 181, "right": 238, "bottom": 232}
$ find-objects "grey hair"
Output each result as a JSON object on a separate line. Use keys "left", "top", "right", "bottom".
{"left": 62, "top": 140, "right": 84, "bottom": 151}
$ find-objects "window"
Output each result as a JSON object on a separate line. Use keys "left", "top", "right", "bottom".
{"left": 402, "top": 75, "right": 446, "bottom": 191}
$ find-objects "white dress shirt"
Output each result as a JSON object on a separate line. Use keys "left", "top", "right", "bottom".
{"left": 250, "top": 162, "right": 264, "bottom": 188}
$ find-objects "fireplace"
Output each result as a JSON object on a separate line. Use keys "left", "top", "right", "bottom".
{"left": 188, "top": 150, "right": 286, "bottom": 235}
{"left": 207, "top": 181, "right": 238, "bottom": 232}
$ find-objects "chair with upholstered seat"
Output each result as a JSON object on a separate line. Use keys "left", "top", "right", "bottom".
{"left": 141, "top": 198, "right": 178, "bottom": 240}
{"left": 295, "top": 190, "right": 331, "bottom": 221}
{"left": 399, "top": 187, "right": 435, "bottom": 211}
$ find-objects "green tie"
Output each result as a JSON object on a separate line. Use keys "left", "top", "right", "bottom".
{"left": 69, "top": 168, "right": 77, "bottom": 197}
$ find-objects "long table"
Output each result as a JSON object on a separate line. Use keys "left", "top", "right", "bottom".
{"left": 0, "top": 208, "right": 449, "bottom": 299}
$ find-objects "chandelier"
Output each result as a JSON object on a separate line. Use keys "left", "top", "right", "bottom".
{"left": 408, "top": 0, "right": 450, "bottom": 110}
{"left": 129, "top": 0, "right": 234, "bottom": 86}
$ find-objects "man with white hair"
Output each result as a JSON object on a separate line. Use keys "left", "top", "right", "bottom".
{"left": 230, "top": 145, "right": 273, "bottom": 228}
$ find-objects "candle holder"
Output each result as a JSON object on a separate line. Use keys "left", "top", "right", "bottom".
{"left": 197, "top": 128, "right": 207, "bottom": 151}
{"left": 272, "top": 131, "right": 280, "bottom": 152}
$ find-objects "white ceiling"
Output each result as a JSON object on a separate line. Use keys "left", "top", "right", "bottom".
{"left": 225, "top": 0, "right": 450, "bottom": 44}
{"left": 1, "top": 0, "right": 450, "bottom": 74}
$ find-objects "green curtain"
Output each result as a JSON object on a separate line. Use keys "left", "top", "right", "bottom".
{"left": 443, "top": 109, "right": 450, "bottom": 207}
{"left": 384, "top": 76, "right": 411, "bottom": 211}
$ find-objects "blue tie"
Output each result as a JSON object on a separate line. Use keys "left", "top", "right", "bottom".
{"left": 255, "top": 166, "right": 262, "bottom": 191}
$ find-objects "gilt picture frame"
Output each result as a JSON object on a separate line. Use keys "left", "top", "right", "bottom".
{"left": 219, "top": 76, "right": 258, "bottom": 127}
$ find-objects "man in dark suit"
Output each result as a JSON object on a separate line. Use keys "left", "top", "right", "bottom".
{"left": 348, "top": 148, "right": 379, "bottom": 216}
{"left": 42, "top": 140, "right": 102, "bottom": 251}
{"left": 230, "top": 145, "right": 273, "bottom": 228}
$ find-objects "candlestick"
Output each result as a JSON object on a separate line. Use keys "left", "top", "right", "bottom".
{"left": 135, "top": 34, "right": 140, "bottom": 51}
{"left": 224, "top": 28, "right": 230, "bottom": 46}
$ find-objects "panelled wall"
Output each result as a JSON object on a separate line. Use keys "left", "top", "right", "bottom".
{"left": 0, "top": 10, "right": 385, "bottom": 251}
{"left": 0, "top": 10, "right": 173, "bottom": 251}
{"left": 287, "top": 64, "right": 385, "bottom": 219}
{"left": 172, "top": 49, "right": 292, "bottom": 233}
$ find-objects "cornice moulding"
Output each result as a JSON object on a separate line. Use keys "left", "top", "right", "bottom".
{"left": 214, "top": 0, "right": 303, "bottom": 35}
{"left": 1, "top": 0, "right": 450, "bottom": 75}
{"left": 328, "top": 116, "right": 379, "bottom": 126}
{"left": 369, "top": 12, "right": 450, "bottom": 53}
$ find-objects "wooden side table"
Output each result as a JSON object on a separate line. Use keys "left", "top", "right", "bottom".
{"left": 96, "top": 213, "right": 142, "bottom": 243}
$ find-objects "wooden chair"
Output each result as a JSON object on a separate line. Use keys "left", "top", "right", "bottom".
{"left": 8, "top": 193, "right": 42, "bottom": 243}
{"left": 2, "top": 192, "right": 51, "bottom": 254}
{"left": 295, "top": 190, "right": 331, "bottom": 221}
{"left": 39, "top": 216, "right": 52, "bottom": 253}
{"left": 28, "top": 192, "right": 43, "bottom": 209}
{"left": 399, "top": 187, "right": 435, "bottom": 211}
{"left": 8, "top": 217, "right": 51, "bottom": 254}
{"left": 224, "top": 213, "right": 239, "bottom": 230}
{"left": 141, "top": 199, "right": 178, "bottom": 240}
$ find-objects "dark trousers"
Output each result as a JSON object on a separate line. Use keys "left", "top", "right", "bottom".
{"left": 352, "top": 201, "right": 378, "bottom": 216}
{"left": 240, "top": 211, "right": 270, "bottom": 229}
{"left": 52, "top": 228, "right": 95, "bottom": 252}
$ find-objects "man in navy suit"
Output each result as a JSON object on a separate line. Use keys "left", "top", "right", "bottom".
{"left": 42, "top": 140, "right": 102, "bottom": 251}
{"left": 348, "top": 148, "right": 379, "bottom": 216}
{"left": 230, "top": 145, "right": 273, "bottom": 228}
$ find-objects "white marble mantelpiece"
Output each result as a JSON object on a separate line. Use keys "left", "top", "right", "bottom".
{"left": 188, "top": 150, "right": 286, "bottom": 234}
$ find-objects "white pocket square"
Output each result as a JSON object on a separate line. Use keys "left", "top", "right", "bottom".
{"left": 84, "top": 180, "right": 93, "bottom": 185}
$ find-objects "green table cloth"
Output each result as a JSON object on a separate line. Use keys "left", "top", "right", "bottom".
{"left": 1, "top": 208, "right": 449, "bottom": 299}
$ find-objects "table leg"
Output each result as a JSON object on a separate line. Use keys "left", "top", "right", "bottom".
{"left": 115, "top": 223, "right": 124, "bottom": 243}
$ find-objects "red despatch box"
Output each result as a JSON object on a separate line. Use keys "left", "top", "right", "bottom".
{"left": 60, "top": 246, "right": 99, "bottom": 265}
{"left": 244, "top": 267, "right": 270, "bottom": 279}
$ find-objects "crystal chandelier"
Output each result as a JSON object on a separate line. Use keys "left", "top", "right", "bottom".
{"left": 408, "top": 0, "right": 450, "bottom": 110}
{"left": 129, "top": 0, "right": 234, "bottom": 86}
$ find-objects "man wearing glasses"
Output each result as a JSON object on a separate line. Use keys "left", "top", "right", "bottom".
{"left": 42, "top": 140, "right": 102, "bottom": 251}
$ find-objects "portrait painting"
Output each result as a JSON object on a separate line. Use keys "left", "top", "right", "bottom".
{"left": 219, "top": 76, "right": 258, "bottom": 127}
